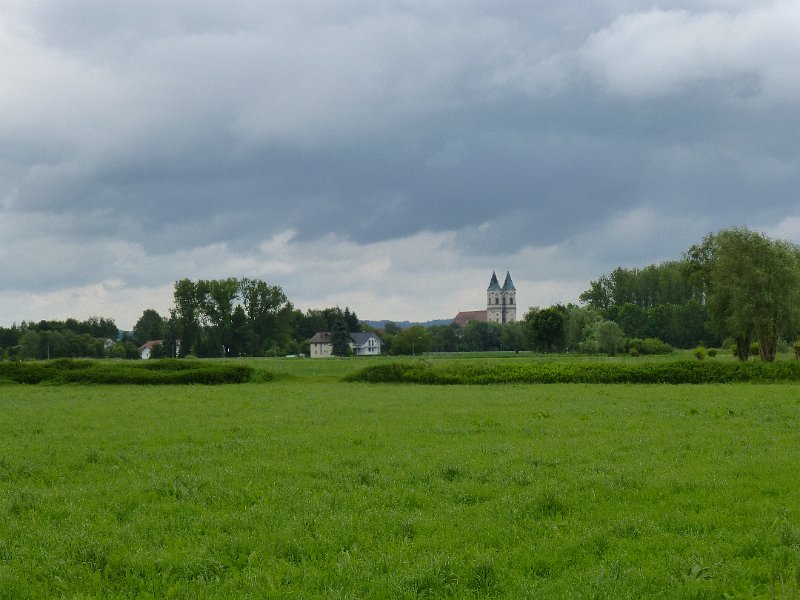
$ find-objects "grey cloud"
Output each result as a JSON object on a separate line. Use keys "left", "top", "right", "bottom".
{"left": 1, "top": 0, "right": 799, "bottom": 313}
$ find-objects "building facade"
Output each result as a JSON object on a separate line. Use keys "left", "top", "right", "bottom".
{"left": 309, "top": 331, "right": 382, "bottom": 357}
{"left": 486, "top": 271, "right": 516, "bottom": 324}
{"left": 452, "top": 271, "right": 517, "bottom": 326}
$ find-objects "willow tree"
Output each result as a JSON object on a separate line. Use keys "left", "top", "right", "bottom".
{"left": 687, "top": 228, "right": 800, "bottom": 362}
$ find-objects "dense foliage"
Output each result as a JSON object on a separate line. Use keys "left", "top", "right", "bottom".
{"left": 0, "top": 318, "right": 133, "bottom": 361}
{"left": 146, "top": 279, "right": 362, "bottom": 358}
{"left": 579, "top": 262, "right": 716, "bottom": 348}
{"left": 0, "top": 358, "right": 257, "bottom": 385}
{"left": 345, "top": 360, "right": 800, "bottom": 384}
{"left": 686, "top": 228, "right": 800, "bottom": 362}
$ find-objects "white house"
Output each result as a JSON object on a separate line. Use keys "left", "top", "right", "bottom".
{"left": 349, "top": 332, "right": 382, "bottom": 356}
{"left": 138, "top": 340, "right": 163, "bottom": 360}
{"left": 309, "top": 332, "right": 334, "bottom": 358}
{"left": 309, "top": 331, "right": 382, "bottom": 357}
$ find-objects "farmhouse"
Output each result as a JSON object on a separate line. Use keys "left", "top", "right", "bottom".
{"left": 138, "top": 340, "right": 163, "bottom": 360}
{"left": 452, "top": 271, "right": 517, "bottom": 326}
{"left": 309, "top": 331, "right": 382, "bottom": 357}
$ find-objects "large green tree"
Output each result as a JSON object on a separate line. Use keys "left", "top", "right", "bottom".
{"left": 331, "top": 318, "right": 352, "bottom": 357}
{"left": 525, "top": 305, "right": 567, "bottom": 352}
{"left": 132, "top": 309, "right": 165, "bottom": 345}
{"left": 391, "top": 326, "right": 431, "bottom": 356}
{"left": 687, "top": 228, "right": 800, "bottom": 362}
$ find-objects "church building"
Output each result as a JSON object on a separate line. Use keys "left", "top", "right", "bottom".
{"left": 452, "top": 271, "right": 517, "bottom": 326}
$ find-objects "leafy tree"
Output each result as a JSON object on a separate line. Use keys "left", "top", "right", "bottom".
{"left": 132, "top": 309, "right": 165, "bottom": 345}
{"left": 331, "top": 319, "right": 352, "bottom": 356}
{"left": 563, "top": 305, "right": 601, "bottom": 352}
{"left": 687, "top": 228, "right": 800, "bottom": 362}
{"left": 500, "top": 321, "right": 528, "bottom": 352}
{"left": 200, "top": 278, "right": 240, "bottom": 356}
{"left": 162, "top": 311, "right": 181, "bottom": 358}
{"left": 525, "top": 305, "right": 567, "bottom": 352}
{"left": 583, "top": 320, "right": 625, "bottom": 355}
{"left": 392, "top": 326, "right": 431, "bottom": 355}
{"left": 173, "top": 279, "right": 203, "bottom": 356}
{"left": 428, "top": 324, "right": 459, "bottom": 352}
{"left": 230, "top": 305, "right": 250, "bottom": 357}
{"left": 462, "top": 321, "right": 502, "bottom": 352}
{"left": 0, "top": 326, "right": 20, "bottom": 351}
{"left": 149, "top": 342, "right": 167, "bottom": 359}
{"left": 383, "top": 322, "right": 401, "bottom": 336}
{"left": 239, "top": 278, "right": 290, "bottom": 354}
{"left": 19, "top": 330, "right": 41, "bottom": 359}
{"left": 342, "top": 307, "right": 359, "bottom": 332}
{"left": 616, "top": 303, "right": 647, "bottom": 339}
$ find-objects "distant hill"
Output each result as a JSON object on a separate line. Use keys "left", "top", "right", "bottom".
{"left": 362, "top": 319, "right": 452, "bottom": 329}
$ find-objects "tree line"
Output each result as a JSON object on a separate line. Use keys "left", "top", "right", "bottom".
{"left": 0, "top": 279, "right": 361, "bottom": 360}
{"left": 0, "top": 318, "right": 134, "bottom": 360}
{"left": 579, "top": 228, "right": 800, "bottom": 361}
{"left": 3, "top": 228, "right": 798, "bottom": 361}
{"left": 377, "top": 228, "right": 800, "bottom": 360}
{"left": 138, "top": 278, "right": 361, "bottom": 358}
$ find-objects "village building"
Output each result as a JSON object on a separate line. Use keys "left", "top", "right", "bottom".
{"left": 309, "top": 331, "right": 382, "bottom": 357}
{"left": 452, "top": 271, "right": 517, "bottom": 326}
{"left": 138, "top": 340, "right": 163, "bottom": 360}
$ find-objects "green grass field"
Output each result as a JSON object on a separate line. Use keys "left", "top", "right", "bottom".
{"left": 2, "top": 357, "right": 799, "bottom": 598}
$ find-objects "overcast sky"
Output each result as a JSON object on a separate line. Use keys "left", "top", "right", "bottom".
{"left": 2, "top": 1, "right": 799, "bottom": 329}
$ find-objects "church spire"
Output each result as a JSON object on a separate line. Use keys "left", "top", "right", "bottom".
{"left": 487, "top": 270, "right": 501, "bottom": 291}
{"left": 502, "top": 271, "right": 515, "bottom": 291}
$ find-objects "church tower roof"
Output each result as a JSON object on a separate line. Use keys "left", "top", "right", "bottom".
{"left": 502, "top": 271, "right": 516, "bottom": 291}
{"left": 487, "top": 271, "right": 501, "bottom": 291}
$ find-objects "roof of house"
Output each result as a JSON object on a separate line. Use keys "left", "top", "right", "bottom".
{"left": 309, "top": 332, "right": 332, "bottom": 344}
{"left": 138, "top": 340, "right": 163, "bottom": 351}
{"left": 452, "top": 310, "right": 488, "bottom": 327}
{"left": 350, "top": 332, "right": 380, "bottom": 346}
{"left": 310, "top": 331, "right": 382, "bottom": 346}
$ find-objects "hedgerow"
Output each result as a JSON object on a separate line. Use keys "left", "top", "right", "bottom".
{"left": 344, "top": 360, "right": 800, "bottom": 385}
{"left": 0, "top": 359, "right": 259, "bottom": 385}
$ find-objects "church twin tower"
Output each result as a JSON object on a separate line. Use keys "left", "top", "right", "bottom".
{"left": 487, "top": 270, "right": 516, "bottom": 324}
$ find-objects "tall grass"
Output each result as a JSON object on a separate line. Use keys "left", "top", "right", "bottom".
{"left": 0, "top": 382, "right": 798, "bottom": 597}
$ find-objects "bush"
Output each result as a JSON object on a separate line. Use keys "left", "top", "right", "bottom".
{"left": 707, "top": 348, "right": 718, "bottom": 358}
{"left": 345, "top": 360, "right": 800, "bottom": 385}
{"left": 0, "top": 359, "right": 258, "bottom": 385}
{"left": 693, "top": 347, "right": 707, "bottom": 361}
{"left": 628, "top": 338, "right": 673, "bottom": 356}
{"left": 794, "top": 341, "right": 800, "bottom": 360}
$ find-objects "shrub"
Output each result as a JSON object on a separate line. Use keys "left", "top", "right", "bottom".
{"left": 794, "top": 341, "right": 800, "bottom": 360}
{"left": 628, "top": 338, "right": 673, "bottom": 356}
{"left": 343, "top": 362, "right": 414, "bottom": 383}
{"left": 346, "top": 360, "right": 800, "bottom": 385}
{"left": 693, "top": 347, "right": 707, "bottom": 361}
{"left": 707, "top": 348, "right": 718, "bottom": 358}
{"left": 0, "top": 359, "right": 257, "bottom": 385}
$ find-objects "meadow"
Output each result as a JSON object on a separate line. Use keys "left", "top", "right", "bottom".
{"left": 1, "top": 356, "right": 799, "bottom": 598}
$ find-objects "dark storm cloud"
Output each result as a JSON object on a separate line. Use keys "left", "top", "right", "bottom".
{"left": 2, "top": 0, "right": 799, "bottom": 325}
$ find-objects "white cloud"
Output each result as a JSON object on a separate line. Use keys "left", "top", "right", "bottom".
{"left": 582, "top": 2, "right": 800, "bottom": 102}
{"left": 762, "top": 214, "right": 800, "bottom": 245}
